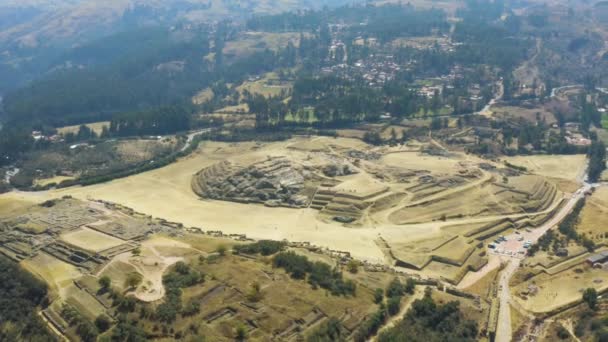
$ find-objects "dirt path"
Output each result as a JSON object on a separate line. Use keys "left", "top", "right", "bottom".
{"left": 560, "top": 319, "right": 582, "bottom": 342}
{"left": 457, "top": 254, "right": 502, "bottom": 289}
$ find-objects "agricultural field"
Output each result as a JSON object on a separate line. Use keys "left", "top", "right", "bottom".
{"left": 490, "top": 105, "right": 557, "bottom": 125}
{"left": 57, "top": 121, "right": 110, "bottom": 136}
{"left": 11, "top": 137, "right": 180, "bottom": 189}
{"left": 222, "top": 31, "right": 304, "bottom": 59}
{"left": 236, "top": 72, "right": 293, "bottom": 98}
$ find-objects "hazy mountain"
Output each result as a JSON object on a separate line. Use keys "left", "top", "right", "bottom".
{"left": 0, "top": 0, "right": 350, "bottom": 48}
{"left": 0, "top": 0, "right": 351, "bottom": 93}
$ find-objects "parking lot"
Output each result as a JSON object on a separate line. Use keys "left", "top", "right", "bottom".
{"left": 488, "top": 229, "right": 536, "bottom": 259}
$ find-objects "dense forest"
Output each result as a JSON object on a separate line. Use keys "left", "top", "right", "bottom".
{"left": 3, "top": 28, "right": 212, "bottom": 126}
{"left": 0, "top": 256, "right": 55, "bottom": 341}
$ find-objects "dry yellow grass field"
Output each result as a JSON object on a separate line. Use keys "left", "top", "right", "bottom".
{"left": 502, "top": 155, "right": 586, "bottom": 182}
{"left": 60, "top": 227, "right": 125, "bottom": 253}
{"left": 0, "top": 197, "right": 33, "bottom": 216}
{"left": 236, "top": 72, "right": 292, "bottom": 98}
{"left": 512, "top": 265, "right": 608, "bottom": 313}
{"left": 21, "top": 252, "right": 82, "bottom": 298}
{"left": 214, "top": 103, "right": 249, "bottom": 114}
{"left": 57, "top": 121, "right": 110, "bottom": 136}
{"left": 577, "top": 186, "right": 608, "bottom": 241}
{"left": 381, "top": 152, "right": 464, "bottom": 173}
{"left": 192, "top": 87, "right": 214, "bottom": 105}
{"left": 34, "top": 175, "right": 75, "bottom": 187}
{"left": 223, "top": 32, "right": 303, "bottom": 58}
{"left": 490, "top": 105, "right": 556, "bottom": 124}
{"left": 97, "top": 260, "right": 138, "bottom": 292}
{"left": 64, "top": 284, "right": 106, "bottom": 320}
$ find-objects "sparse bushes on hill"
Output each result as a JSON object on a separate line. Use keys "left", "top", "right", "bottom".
{"left": 307, "top": 317, "right": 347, "bottom": 342}
{"left": 156, "top": 262, "right": 204, "bottom": 323}
{"left": 0, "top": 256, "right": 54, "bottom": 341}
{"left": 377, "top": 288, "right": 478, "bottom": 342}
{"left": 233, "top": 240, "right": 286, "bottom": 256}
{"left": 272, "top": 251, "right": 356, "bottom": 296}
{"left": 62, "top": 304, "right": 99, "bottom": 342}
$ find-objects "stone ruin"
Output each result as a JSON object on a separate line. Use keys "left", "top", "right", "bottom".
{"left": 193, "top": 156, "right": 317, "bottom": 208}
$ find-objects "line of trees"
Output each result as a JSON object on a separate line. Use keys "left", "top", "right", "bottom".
{"left": 272, "top": 251, "right": 356, "bottom": 296}
{"left": 108, "top": 105, "right": 192, "bottom": 137}
{"left": 588, "top": 140, "right": 606, "bottom": 182}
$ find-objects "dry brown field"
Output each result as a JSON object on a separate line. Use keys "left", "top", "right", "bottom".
{"left": 57, "top": 121, "right": 110, "bottom": 136}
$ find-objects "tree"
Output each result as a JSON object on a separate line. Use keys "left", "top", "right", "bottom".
{"left": 387, "top": 296, "right": 401, "bottom": 316}
{"left": 588, "top": 141, "right": 606, "bottom": 182}
{"left": 583, "top": 288, "right": 598, "bottom": 310}
{"left": 98, "top": 276, "right": 111, "bottom": 291}
{"left": 307, "top": 317, "right": 345, "bottom": 342}
{"left": 404, "top": 278, "right": 416, "bottom": 294}
{"left": 247, "top": 281, "right": 263, "bottom": 302}
{"left": 556, "top": 325, "right": 570, "bottom": 340}
{"left": 389, "top": 128, "right": 397, "bottom": 145}
{"left": 95, "top": 314, "right": 112, "bottom": 332}
{"left": 217, "top": 245, "right": 227, "bottom": 256}
{"left": 125, "top": 272, "right": 143, "bottom": 289}
{"left": 374, "top": 288, "right": 384, "bottom": 304}
{"left": 347, "top": 260, "right": 359, "bottom": 274}
{"left": 236, "top": 324, "right": 247, "bottom": 341}
{"left": 386, "top": 278, "right": 405, "bottom": 298}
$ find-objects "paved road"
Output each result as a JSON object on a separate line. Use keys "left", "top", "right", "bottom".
{"left": 496, "top": 259, "right": 520, "bottom": 342}
{"left": 490, "top": 183, "right": 592, "bottom": 259}
{"left": 492, "top": 181, "right": 594, "bottom": 342}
